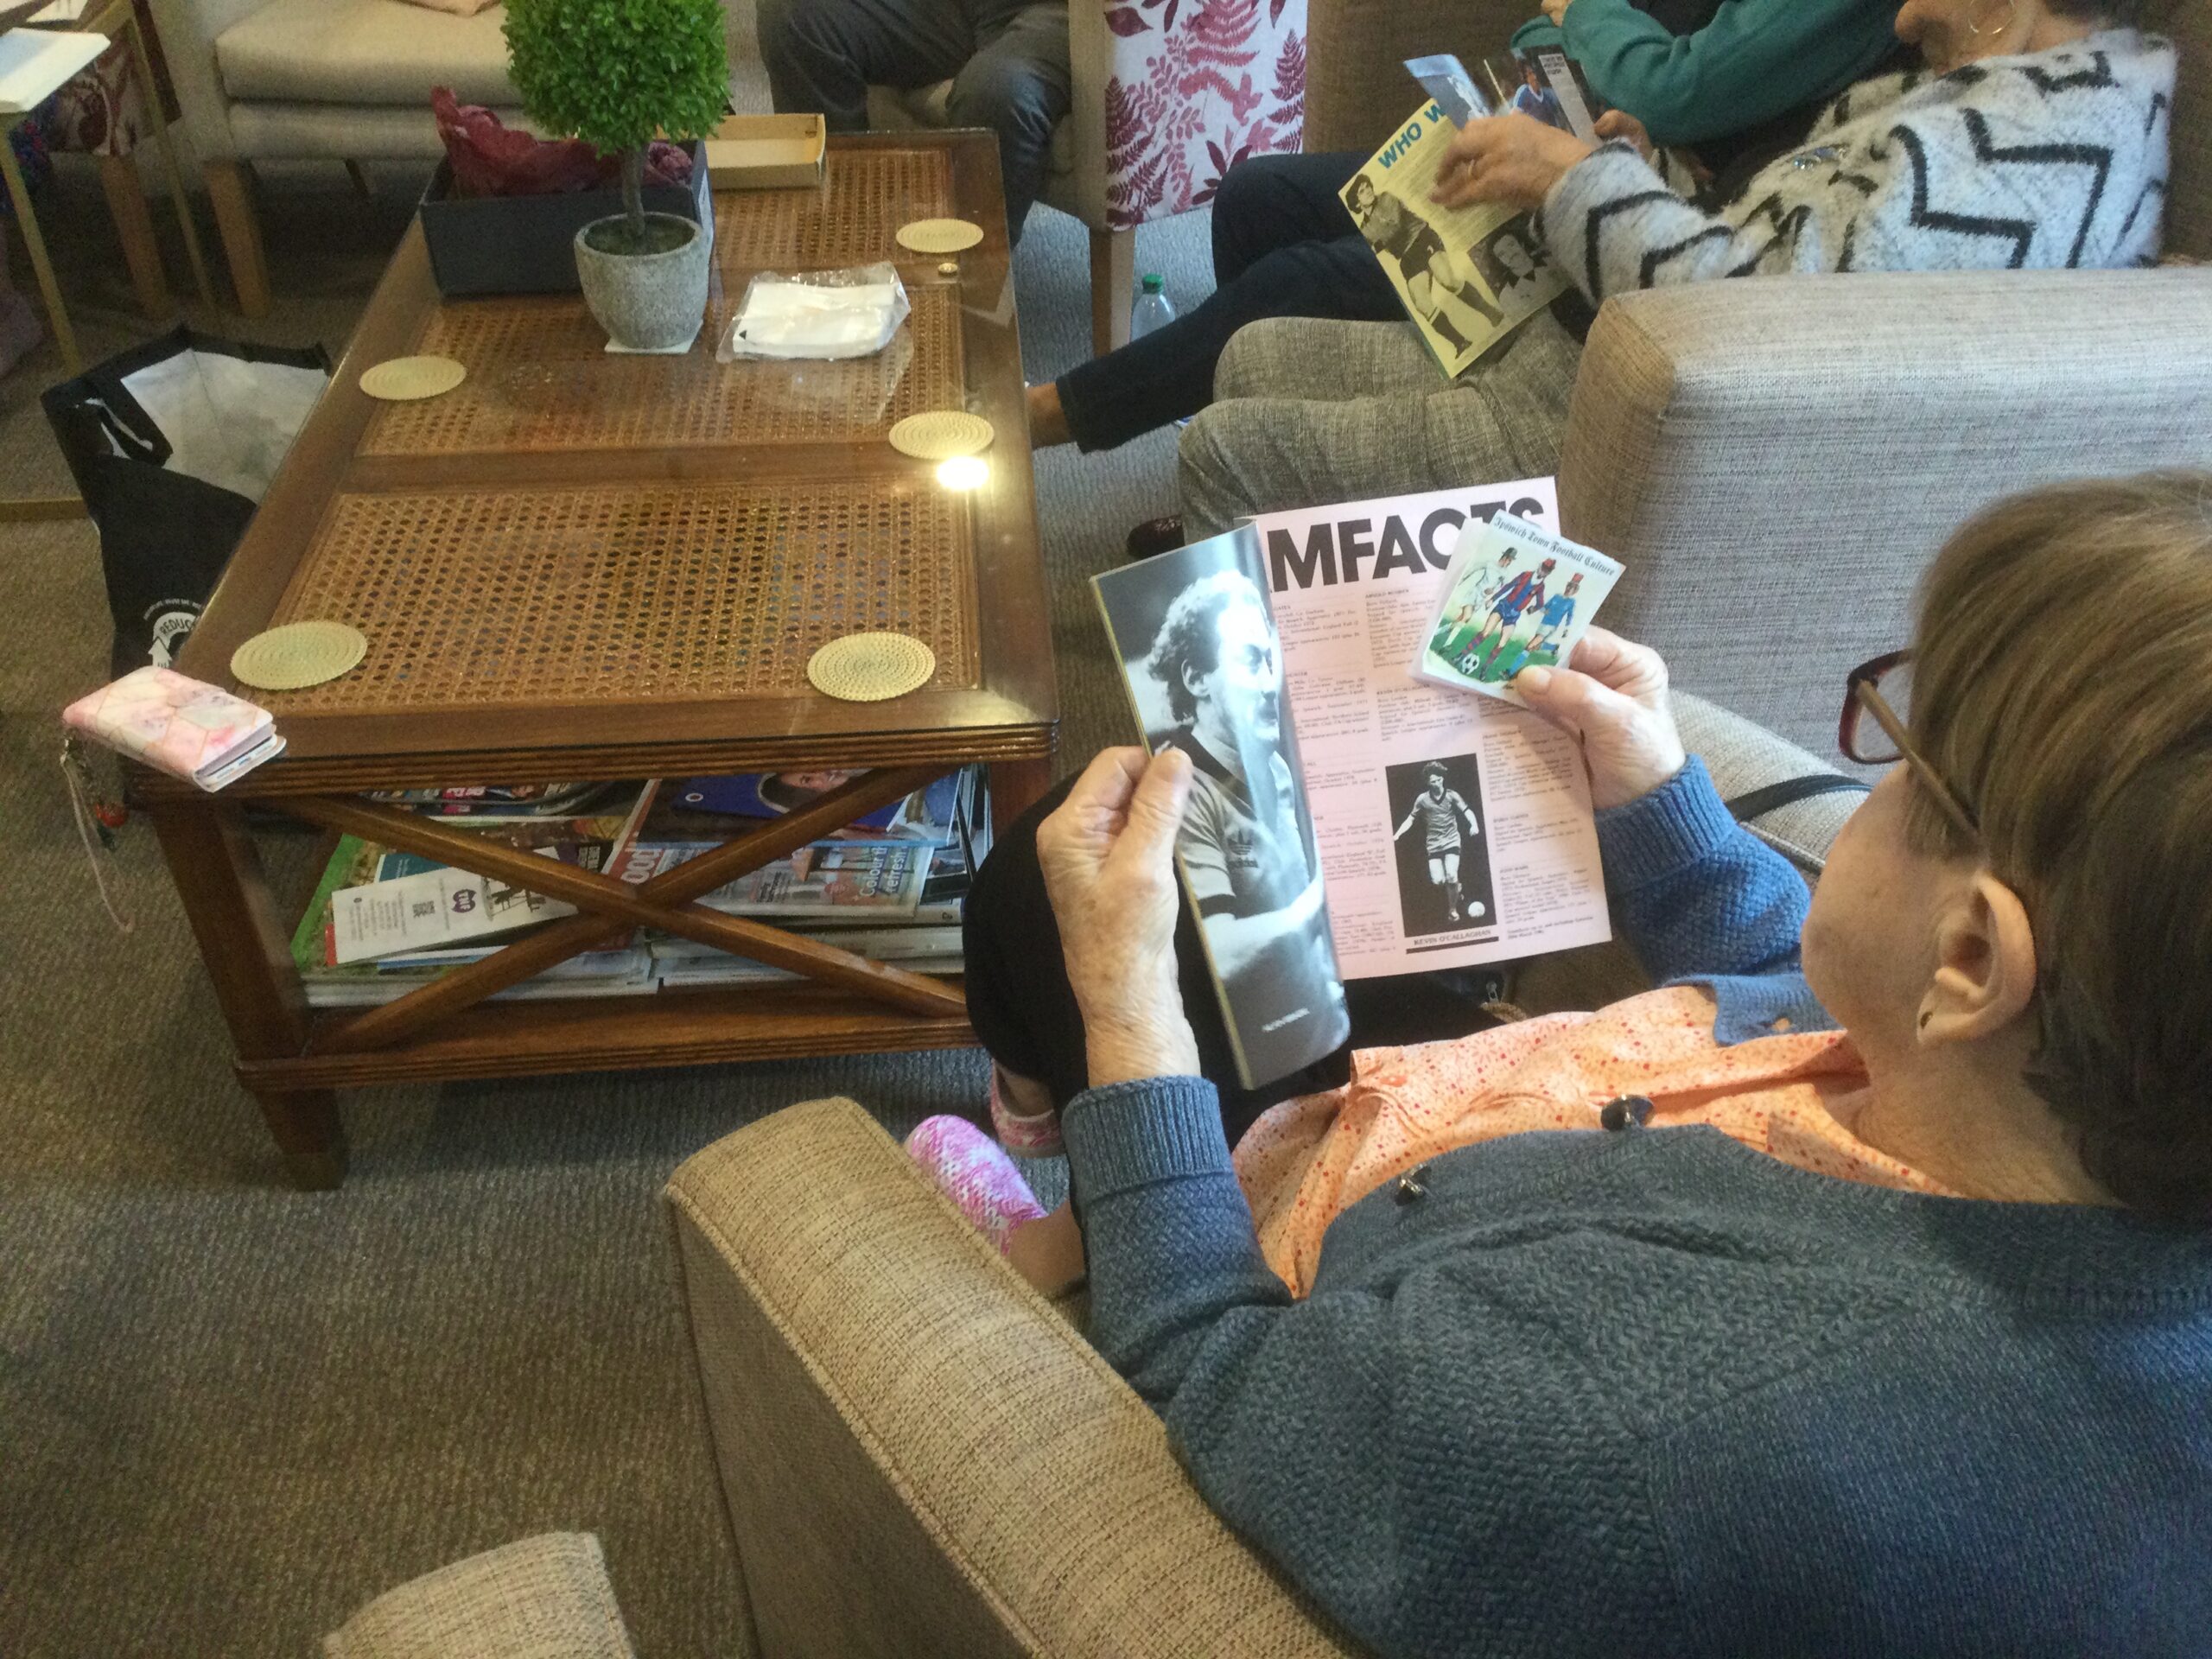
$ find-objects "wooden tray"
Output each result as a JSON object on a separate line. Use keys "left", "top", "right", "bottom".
{"left": 707, "top": 113, "right": 827, "bottom": 189}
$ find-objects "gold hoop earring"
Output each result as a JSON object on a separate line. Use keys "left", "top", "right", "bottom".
{"left": 1967, "top": 0, "right": 2021, "bottom": 38}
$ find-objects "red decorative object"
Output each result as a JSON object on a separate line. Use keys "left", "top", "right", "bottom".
{"left": 431, "top": 87, "right": 692, "bottom": 200}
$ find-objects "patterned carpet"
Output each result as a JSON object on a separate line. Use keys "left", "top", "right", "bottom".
{"left": 0, "top": 29, "right": 1205, "bottom": 1651}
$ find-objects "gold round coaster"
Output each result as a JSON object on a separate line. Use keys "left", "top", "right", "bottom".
{"left": 896, "top": 218, "right": 984, "bottom": 254}
{"left": 232, "top": 620, "right": 367, "bottom": 690}
{"left": 806, "top": 632, "right": 937, "bottom": 702}
{"left": 888, "top": 410, "right": 995, "bottom": 461}
{"left": 359, "top": 355, "right": 467, "bottom": 401}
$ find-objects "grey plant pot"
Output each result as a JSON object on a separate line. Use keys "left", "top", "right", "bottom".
{"left": 573, "top": 213, "right": 709, "bottom": 351}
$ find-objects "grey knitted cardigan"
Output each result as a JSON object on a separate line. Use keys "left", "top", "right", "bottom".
{"left": 1541, "top": 29, "right": 2175, "bottom": 302}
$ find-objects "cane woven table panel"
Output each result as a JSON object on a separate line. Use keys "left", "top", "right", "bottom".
{"left": 714, "top": 147, "right": 953, "bottom": 270}
{"left": 360, "top": 284, "right": 964, "bottom": 456}
{"left": 259, "top": 479, "right": 978, "bottom": 713}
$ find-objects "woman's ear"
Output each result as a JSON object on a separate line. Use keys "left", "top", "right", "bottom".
{"left": 1917, "top": 873, "right": 2040, "bottom": 1045}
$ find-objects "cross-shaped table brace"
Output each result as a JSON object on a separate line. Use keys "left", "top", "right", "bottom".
{"left": 283, "top": 764, "right": 968, "bottom": 1058}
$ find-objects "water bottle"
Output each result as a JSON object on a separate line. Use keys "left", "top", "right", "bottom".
{"left": 1129, "top": 273, "right": 1176, "bottom": 340}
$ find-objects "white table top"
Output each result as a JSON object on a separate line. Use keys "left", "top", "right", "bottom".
{"left": 0, "top": 27, "right": 105, "bottom": 117}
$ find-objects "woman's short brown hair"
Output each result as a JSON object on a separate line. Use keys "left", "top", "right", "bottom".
{"left": 1908, "top": 474, "right": 2212, "bottom": 1223}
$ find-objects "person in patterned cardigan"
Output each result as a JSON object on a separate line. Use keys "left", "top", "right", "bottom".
{"left": 1177, "top": 0, "right": 2175, "bottom": 538}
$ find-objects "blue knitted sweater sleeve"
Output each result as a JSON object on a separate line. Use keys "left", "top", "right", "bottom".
{"left": 1597, "top": 755, "right": 1807, "bottom": 983}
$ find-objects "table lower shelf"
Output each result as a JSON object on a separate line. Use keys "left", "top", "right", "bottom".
{"left": 239, "top": 978, "right": 976, "bottom": 1092}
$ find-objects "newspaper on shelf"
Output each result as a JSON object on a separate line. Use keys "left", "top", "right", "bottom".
{"left": 1247, "top": 477, "right": 1612, "bottom": 980}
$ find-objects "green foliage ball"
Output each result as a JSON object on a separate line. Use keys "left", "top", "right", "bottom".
{"left": 505, "top": 0, "right": 728, "bottom": 157}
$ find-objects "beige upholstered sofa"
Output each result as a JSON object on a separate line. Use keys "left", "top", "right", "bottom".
{"left": 1305, "top": 0, "right": 2212, "bottom": 756}
{"left": 661, "top": 694, "right": 1864, "bottom": 1655}
{"left": 146, "top": 0, "right": 527, "bottom": 315}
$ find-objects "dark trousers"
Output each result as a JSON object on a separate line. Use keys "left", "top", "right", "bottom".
{"left": 1055, "top": 151, "right": 1405, "bottom": 453}
{"left": 963, "top": 777, "right": 1505, "bottom": 1145}
{"left": 756, "top": 0, "right": 1070, "bottom": 242}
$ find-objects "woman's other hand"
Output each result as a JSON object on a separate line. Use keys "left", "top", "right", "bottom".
{"left": 1592, "top": 108, "right": 1656, "bottom": 164}
{"left": 1540, "top": 0, "right": 1573, "bottom": 22}
{"left": 1432, "top": 113, "right": 1596, "bottom": 212}
{"left": 1036, "top": 747, "right": 1204, "bottom": 1088}
{"left": 1514, "top": 628, "right": 1689, "bottom": 808}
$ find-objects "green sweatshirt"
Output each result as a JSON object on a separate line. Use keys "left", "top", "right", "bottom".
{"left": 1511, "top": 0, "right": 1901, "bottom": 147}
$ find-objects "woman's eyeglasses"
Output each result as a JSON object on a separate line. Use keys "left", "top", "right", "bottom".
{"left": 1840, "top": 651, "right": 1980, "bottom": 842}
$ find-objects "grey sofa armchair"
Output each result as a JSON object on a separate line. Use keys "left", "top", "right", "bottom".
{"left": 1303, "top": 0, "right": 2212, "bottom": 755}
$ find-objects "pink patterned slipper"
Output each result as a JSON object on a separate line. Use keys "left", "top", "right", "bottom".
{"left": 906, "top": 1115, "right": 1046, "bottom": 1254}
{"left": 988, "top": 1068, "right": 1065, "bottom": 1157}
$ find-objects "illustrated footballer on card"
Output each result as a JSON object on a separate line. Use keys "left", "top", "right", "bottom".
{"left": 1411, "top": 513, "right": 1623, "bottom": 706}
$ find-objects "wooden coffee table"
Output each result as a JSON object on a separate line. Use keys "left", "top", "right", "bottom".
{"left": 152, "top": 134, "right": 1055, "bottom": 1190}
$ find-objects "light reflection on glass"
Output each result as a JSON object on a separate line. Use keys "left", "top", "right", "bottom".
{"left": 935, "top": 455, "right": 990, "bottom": 492}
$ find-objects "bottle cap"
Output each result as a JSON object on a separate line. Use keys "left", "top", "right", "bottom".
{"left": 1141, "top": 273, "right": 1164, "bottom": 294}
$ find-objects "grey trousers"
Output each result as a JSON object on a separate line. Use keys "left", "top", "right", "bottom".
{"left": 755, "top": 0, "right": 1071, "bottom": 242}
{"left": 1177, "top": 311, "right": 1584, "bottom": 536}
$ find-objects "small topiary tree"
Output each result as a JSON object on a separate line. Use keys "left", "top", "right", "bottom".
{"left": 504, "top": 0, "right": 728, "bottom": 254}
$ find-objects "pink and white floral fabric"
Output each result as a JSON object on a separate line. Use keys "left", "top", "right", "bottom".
{"left": 1100, "top": 0, "right": 1306, "bottom": 228}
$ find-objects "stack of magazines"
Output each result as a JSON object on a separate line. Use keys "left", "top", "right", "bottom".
{"left": 287, "top": 769, "right": 988, "bottom": 1007}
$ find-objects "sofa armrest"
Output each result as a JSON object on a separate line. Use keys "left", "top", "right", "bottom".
{"left": 146, "top": 0, "right": 264, "bottom": 160}
{"left": 323, "top": 1534, "right": 635, "bottom": 1659}
{"left": 1557, "top": 266, "right": 2212, "bottom": 754}
{"left": 1671, "top": 690, "right": 1861, "bottom": 874}
{"left": 1304, "top": 0, "right": 1529, "bottom": 155}
{"left": 664, "top": 1098, "right": 1352, "bottom": 1659}
{"left": 1510, "top": 689, "right": 1857, "bottom": 1014}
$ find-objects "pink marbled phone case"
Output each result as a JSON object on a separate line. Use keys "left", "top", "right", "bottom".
{"left": 62, "top": 666, "right": 282, "bottom": 789}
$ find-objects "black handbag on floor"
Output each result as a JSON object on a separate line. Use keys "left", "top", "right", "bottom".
{"left": 42, "top": 327, "right": 331, "bottom": 676}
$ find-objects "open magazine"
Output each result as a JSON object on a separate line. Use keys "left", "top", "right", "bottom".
{"left": 1249, "top": 479, "right": 1613, "bottom": 979}
{"left": 1092, "top": 491, "right": 1618, "bottom": 1086}
{"left": 1093, "top": 529, "right": 1353, "bottom": 1092}
{"left": 1344, "top": 103, "right": 1568, "bottom": 378}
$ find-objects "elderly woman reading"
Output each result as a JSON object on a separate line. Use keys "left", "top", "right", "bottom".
{"left": 1173, "top": 0, "right": 2174, "bottom": 537}
{"left": 906, "top": 474, "right": 2212, "bottom": 1652}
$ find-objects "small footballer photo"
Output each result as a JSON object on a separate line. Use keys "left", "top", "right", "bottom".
{"left": 1410, "top": 512, "right": 1624, "bottom": 708}
{"left": 1385, "top": 753, "right": 1497, "bottom": 940}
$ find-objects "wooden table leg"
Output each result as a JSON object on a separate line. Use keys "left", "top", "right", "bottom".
{"left": 99, "top": 152, "right": 170, "bottom": 319}
{"left": 0, "top": 130, "right": 81, "bottom": 373}
{"left": 117, "top": 10, "right": 217, "bottom": 316}
{"left": 990, "top": 755, "right": 1055, "bottom": 838}
{"left": 147, "top": 795, "right": 348, "bottom": 1189}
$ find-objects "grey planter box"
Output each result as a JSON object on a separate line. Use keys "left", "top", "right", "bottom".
{"left": 416, "top": 140, "right": 715, "bottom": 297}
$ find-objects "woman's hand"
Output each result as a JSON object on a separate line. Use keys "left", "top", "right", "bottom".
{"left": 1432, "top": 113, "right": 1596, "bottom": 213}
{"left": 1540, "top": 0, "right": 1573, "bottom": 22}
{"left": 1036, "top": 747, "right": 1204, "bottom": 1089}
{"left": 1513, "top": 628, "right": 1688, "bottom": 809}
{"left": 1592, "top": 108, "right": 1656, "bottom": 164}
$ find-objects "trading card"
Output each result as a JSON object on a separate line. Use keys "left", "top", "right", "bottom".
{"left": 1411, "top": 512, "right": 1624, "bottom": 708}
{"left": 1404, "top": 54, "right": 1490, "bottom": 126}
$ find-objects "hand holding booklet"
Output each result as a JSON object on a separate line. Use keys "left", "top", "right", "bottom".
{"left": 1092, "top": 481, "right": 1616, "bottom": 1090}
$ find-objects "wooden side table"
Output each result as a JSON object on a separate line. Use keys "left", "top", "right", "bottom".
{"left": 157, "top": 136, "right": 1055, "bottom": 1189}
{"left": 0, "top": 0, "right": 215, "bottom": 369}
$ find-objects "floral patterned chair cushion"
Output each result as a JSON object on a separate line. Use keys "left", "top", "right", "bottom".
{"left": 1099, "top": 0, "right": 1306, "bottom": 229}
